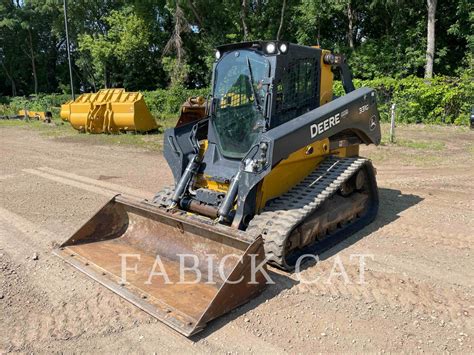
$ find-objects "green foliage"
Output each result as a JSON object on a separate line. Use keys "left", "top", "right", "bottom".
{"left": 78, "top": 5, "right": 153, "bottom": 88}
{"left": 0, "top": 0, "right": 472, "bottom": 132}
{"left": 162, "top": 57, "right": 190, "bottom": 88}
{"left": 349, "top": 38, "right": 426, "bottom": 79}
{"left": 142, "top": 87, "right": 209, "bottom": 117}
{"left": 0, "top": 89, "right": 209, "bottom": 121}
{"left": 0, "top": 94, "right": 70, "bottom": 116}
{"left": 334, "top": 75, "right": 474, "bottom": 125}
{"left": 2, "top": 74, "right": 471, "bottom": 126}
{"left": 446, "top": 0, "right": 474, "bottom": 73}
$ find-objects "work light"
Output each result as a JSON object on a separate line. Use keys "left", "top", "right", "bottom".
{"left": 265, "top": 42, "right": 276, "bottom": 54}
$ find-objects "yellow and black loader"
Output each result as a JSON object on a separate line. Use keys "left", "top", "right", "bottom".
{"left": 55, "top": 41, "right": 381, "bottom": 336}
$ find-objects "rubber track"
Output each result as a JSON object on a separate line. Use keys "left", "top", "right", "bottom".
{"left": 246, "top": 156, "right": 372, "bottom": 269}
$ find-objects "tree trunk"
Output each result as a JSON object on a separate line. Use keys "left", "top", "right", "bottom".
{"left": 347, "top": 1, "right": 355, "bottom": 50}
{"left": 104, "top": 62, "right": 108, "bottom": 88}
{"left": 424, "top": 0, "right": 437, "bottom": 79}
{"left": 240, "top": 0, "right": 249, "bottom": 40}
{"left": 11, "top": 78, "right": 17, "bottom": 96}
{"left": 276, "top": 0, "right": 287, "bottom": 40}
{"left": 1, "top": 62, "right": 16, "bottom": 96}
{"left": 163, "top": 3, "right": 186, "bottom": 63}
{"left": 27, "top": 29, "right": 38, "bottom": 95}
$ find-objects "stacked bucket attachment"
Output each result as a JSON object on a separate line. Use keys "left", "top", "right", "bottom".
{"left": 54, "top": 196, "right": 267, "bottom": 336}
{"left": 18, "top": 110, "right": 53, "bottom": 122}
{"left": 60, "top": 88, "right": 157, "bottom": 133}
{"left": 175, "top": 96, "right": 207, "bottom": 127}
{"left": 1, "top": 110, "right": 52, "bottom": 122}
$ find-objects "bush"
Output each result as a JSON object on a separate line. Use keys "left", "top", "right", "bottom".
{"left": 1, "top": 76, "right": 471, "bottom": 125}
{"left": 334, "top": 75, "right": 473, "bottom": 125}
{"left": 0, "top": 93, "right": 71, "bottom": 116}
{"left": 142, "top": 87, "right": 209, "bottom": 118}
{"left": 0, "top": 88, "right": 210, "bottom": 121}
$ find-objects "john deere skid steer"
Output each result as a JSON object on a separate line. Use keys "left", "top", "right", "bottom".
{"left": 55, "top": 41, "right": 381, "bottom": 336}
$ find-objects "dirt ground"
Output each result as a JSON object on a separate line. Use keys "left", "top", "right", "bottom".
{"left": 0, "top": 123, "right": 472, "bottom": 353}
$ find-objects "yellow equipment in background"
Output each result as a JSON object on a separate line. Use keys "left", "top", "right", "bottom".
{"left": 175, "top": 96, "right": 207, "bottom": 127}
{"left": 60, "top": 88, "right": 158, "bottom": 133}
{"left": 60, "top": 101, "right": 72, "bottom": 122}
{"left": 18, "top": 110, "right": 52, "bottom": 122}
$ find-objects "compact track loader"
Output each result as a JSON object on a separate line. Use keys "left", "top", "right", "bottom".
{"left": 55, "top": 41, "right": 381, "bottom": 336}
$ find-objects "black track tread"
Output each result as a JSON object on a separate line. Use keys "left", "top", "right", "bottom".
{"left": 246, "top": 156, "right": 372, "bottom": 269}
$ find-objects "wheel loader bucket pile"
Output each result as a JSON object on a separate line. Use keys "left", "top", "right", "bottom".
{"left": 18, "top": 110, "right": 52, "bottom": 121}
{"left": 60, "top": 90, "right": 107, "bottom": 127}
{"left": 60, "top": 89, "right": 157, "bottom": 133}
{"left": 54, "top": 196, "right": 267, "bottom": 336}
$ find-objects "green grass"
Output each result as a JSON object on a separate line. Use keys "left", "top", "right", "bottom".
{"left": 60, "top": 131, "right": 165, "bottom": 151}
{"left": 394, "top": 138, "right": 445, "bottom": 150}
{"left": 2, "top": 118, "right": 459, "bottom": 155}
{"left": 0, "top": 119, "right": 27, "bottom": 127}
{"left": 0, "top": 118, "right": 63, "bottom": 130}
{"left": 381, "top": 136, "right": 445, "bottom": 150}
{"left": 379, "top": 124, "right": 446, "bottom": 151}
{"left": 0, "top": 117, "right": 169, "bottom": 152}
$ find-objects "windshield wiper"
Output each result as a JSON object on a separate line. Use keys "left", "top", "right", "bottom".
{"left": 246, "top": 57, "right": 262, "bottom": 112}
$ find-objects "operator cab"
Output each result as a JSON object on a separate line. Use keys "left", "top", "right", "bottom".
{"left": 210, "top": 41, "right": 323, "bottom": 159}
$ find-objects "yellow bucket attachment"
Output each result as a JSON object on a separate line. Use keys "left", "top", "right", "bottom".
{"left": 60, "top": 89, "right": 157, "bottom": 133}
{"left": 60, "top": 101, "right": 72, "bottom": 121}
{"left": 18, "top": 110, "right": 51, "bottom": 121}
{"left": 176, "top": 96, "right": 207, "bottom": 127}
{"left": 54, "top": 196, "right": 267, "bottom": 336}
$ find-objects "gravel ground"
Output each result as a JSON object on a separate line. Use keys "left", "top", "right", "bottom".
{"left": 0, "top": 123, "right": 472, "bottom": 353}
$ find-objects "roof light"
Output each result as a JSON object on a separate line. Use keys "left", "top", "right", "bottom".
{"left": 279, "top": 43, "right": 288, "bottom": 53}
{"left": 215, "top": 50, "right": 221, "bottom": 60}
{"left": 265, "top": 42, "right": 276, "bottom": 54}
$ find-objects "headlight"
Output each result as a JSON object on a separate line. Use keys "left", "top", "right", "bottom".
{"left": 265, "top": 42, "right": 276, "bottom": 54}
{"left": 215, "top": 50, "right": 221, "bottom": 60}
{"left": 279, "top": 43, "right": 288, "bottom": 53}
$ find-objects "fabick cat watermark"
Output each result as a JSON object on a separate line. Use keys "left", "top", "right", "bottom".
{"left": 118, "top": 252, "right": 374, "bottom": 286}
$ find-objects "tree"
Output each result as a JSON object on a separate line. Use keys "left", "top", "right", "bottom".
{"left": 346, "top": 0, "right": 356, "bottom": 49}
{"left": 162, "top": 1, "right": 190, "bottom": 87}
{"left": 446, "top": 0, "right": 472, "bottom": 73}
{"left": 240, "top": 0, "right": 249, "bottom": 40}
{"left": 0, "top": 47, "right": 17, "bottom": 96}
{"left": 24, "top": 26, "right": 38, "bottom": 94}
{"left": 78, "top": 6, "right": 153, "bottom": 89}
{"left": 276, "top": 0, "right": 287, "bottom": 40}
{"left": 425, "top": 0, "right": 437, "bottom": 78}
{"left": 0, "top": 1, "right": 39, "bottom": 95}
{"left": 0, "top": 0, "right": 471, "bottom": 96}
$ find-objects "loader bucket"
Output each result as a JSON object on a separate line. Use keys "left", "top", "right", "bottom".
{"left": 106, "top": 91, "right": 158, "bottom": 133}
{"left": 62, "top": 89, "right": 157, "bottom": 133}
{"left": 67, "top": 92, "right": 97, "bottom": 130}
{"left": 54, "top": 196, "right": 267, "bottom": 336}
{"left": 18, "top": 110, "right": 47, "bottom": 121}
{"left": 60, "top": 101, "right": 72, "bottom": 121}
{"left": 68, "top": 89, "right": 124, "bottom": 133}
{"left": 176, "top": 96, "right": 207, "bottom": 127}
